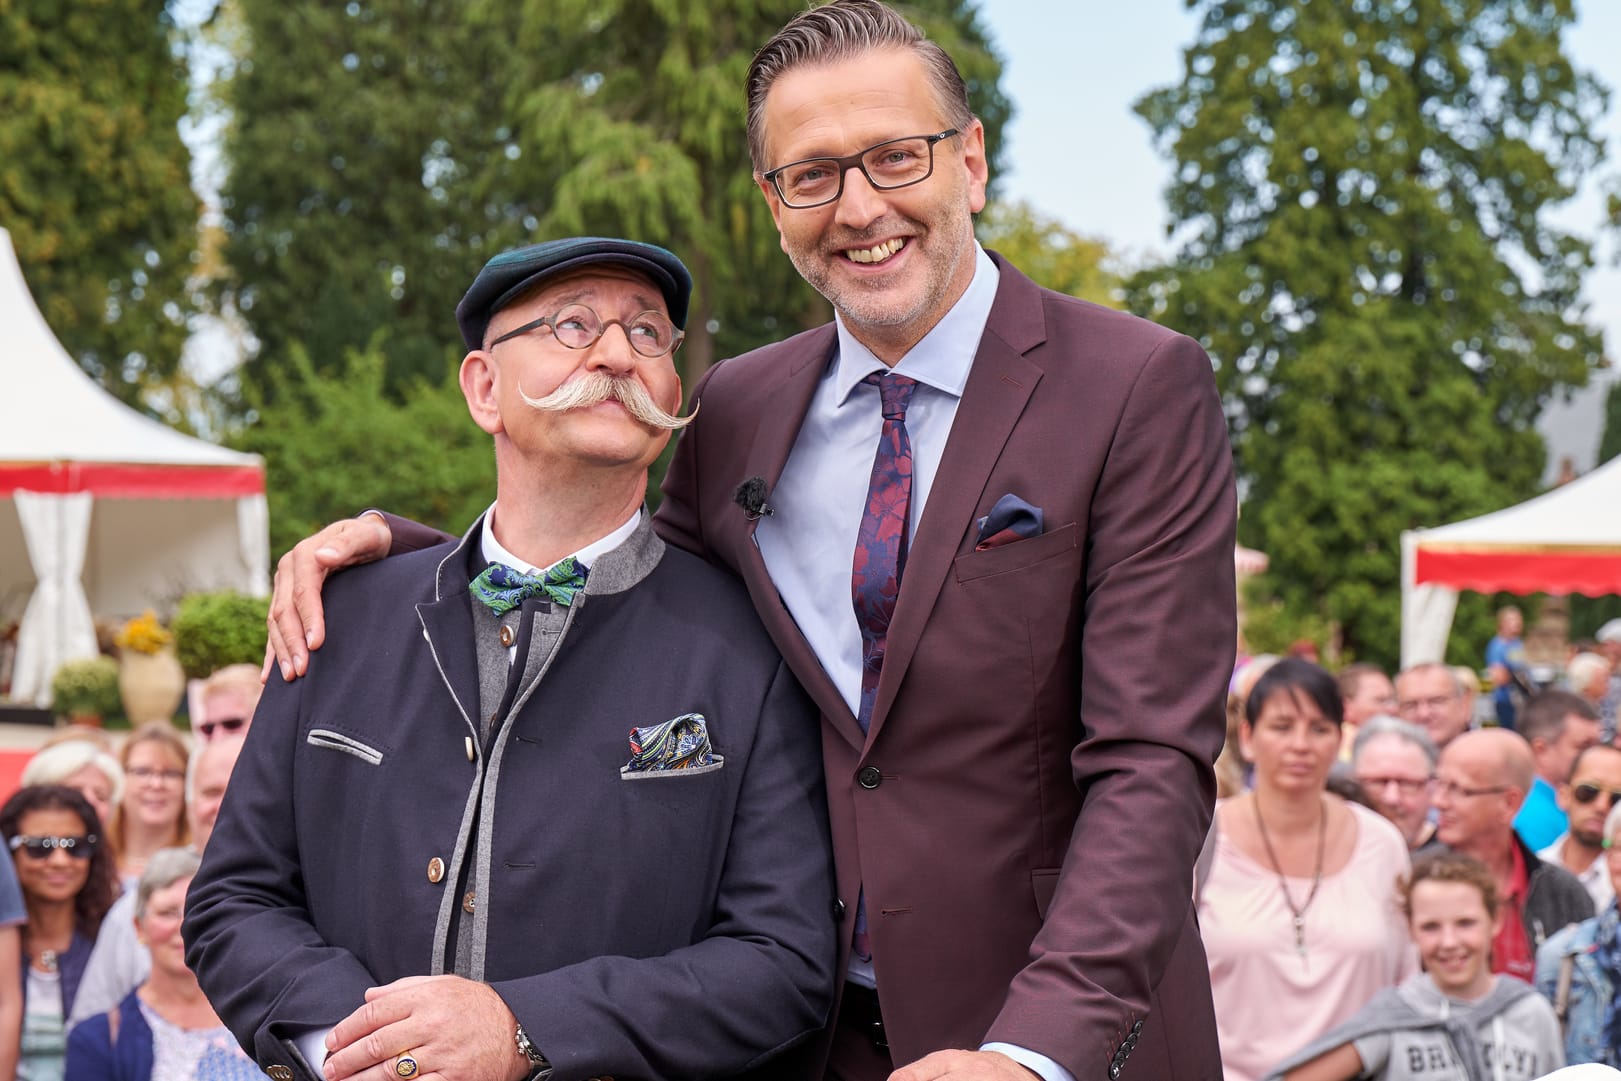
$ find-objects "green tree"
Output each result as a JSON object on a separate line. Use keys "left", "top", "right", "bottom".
{"left": 1130, "top": 0, "right": 1608, "bottom": 668}
{"left": 976, "top": 199, "right": 1121, "bottom": 307}
{"left": 0, "top": 0, "right": 198, "bottom": 406}
{"left": 234, "top": 342, "right": 495, "bottom": 560}
{"left": 220, "top": 0, "right": 1009, "bottom": 396}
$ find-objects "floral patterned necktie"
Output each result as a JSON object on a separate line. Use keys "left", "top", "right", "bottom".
{"left": 849, "top": 371, "right": 918, "bottom": 962}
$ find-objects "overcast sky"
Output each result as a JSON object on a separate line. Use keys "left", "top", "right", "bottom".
{"left": 977, "top": 1, "right": 1621, "bottom": 361}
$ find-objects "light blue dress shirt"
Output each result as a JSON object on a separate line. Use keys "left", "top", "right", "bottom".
{"left": 753, "top": 247, "right": 1077, "bottom": 1081}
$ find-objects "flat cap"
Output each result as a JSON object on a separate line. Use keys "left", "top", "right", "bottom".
{"left": 456, "top": 237, "right": 693, "bottom": 351}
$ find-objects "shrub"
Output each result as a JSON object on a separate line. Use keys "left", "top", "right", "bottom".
{"left": 172, "top": 591, "right": 271, "bottom": 679}
{"left": 50, "top": 657, "right": 121, "bottom": 717}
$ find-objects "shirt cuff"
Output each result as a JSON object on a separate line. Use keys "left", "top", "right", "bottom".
{"left": 292, "top": 1027, "right": 331, "bottom": 1077}
{"left": 981, "top": 1043, "right": 1075, "bottom": 1081}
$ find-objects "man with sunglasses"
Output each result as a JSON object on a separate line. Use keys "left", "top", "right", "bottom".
{"left": 1542, "top": 744, "right": 1621, "bottom": 912}
{"left": 185, "top": 238, "right": 836, "bottom": 1081}
{"left": 189, "top": 663, "right": 261, "bottom": 744}
{"left": 1515, "top": 690, "right": 1603, "bottom": 851}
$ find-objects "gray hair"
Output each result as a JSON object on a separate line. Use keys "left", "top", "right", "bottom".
{"left": 1398, "top": 661, "right": 1467, "bottom": 698}
{"left": 21, "top": 741, "right": 125, "bottom": 809}
{"left": 136, "top": 847, "right": 201, "bottom": 918}
{"left": 1352, "top": 715, "right": 1439, "bottom": 772}
{"left": 744, "top": 0, "right": 974, "bottom": 172}
{"left": 1568, "top": 652, "right": 1610, "bottom": 692}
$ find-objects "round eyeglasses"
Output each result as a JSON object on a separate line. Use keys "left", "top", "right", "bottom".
{"left": 488, "top": 304, "right": 684, "bottom": 358}
{"left": 762, "top": 129, "right": 961, "bottom": 209}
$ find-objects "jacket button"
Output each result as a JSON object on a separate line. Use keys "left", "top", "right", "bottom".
{"left": 499, "top": 625, "right": 515, "bottom": 648}
{"left": 463, "top": 891, "right": 476, "bottom": 914}
{"left": 268, "top": 1068, "right": 294, "bottom": 1081}
{"left": 857, "top": 766, "right": 882, "bottom": 789}
{"left": 427, "top": 858, "right": 445, "bottom": 884}
{"left": 833, "top": 898, "right": 846, "bottom": 920}
{"left": 1131, "top": 1019, "right": 1144, "bottom": 1034}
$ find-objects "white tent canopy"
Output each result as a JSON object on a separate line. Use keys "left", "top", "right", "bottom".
{"left": 1400, "top": 458, "right": 1621, "bottom": 667}
{"left": 0, "top": 227, "right": 269, "bottom": 706}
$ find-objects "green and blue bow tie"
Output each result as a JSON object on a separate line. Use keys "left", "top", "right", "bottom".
{"left": 469, "top": 558, "right": 587, "bottom": 615}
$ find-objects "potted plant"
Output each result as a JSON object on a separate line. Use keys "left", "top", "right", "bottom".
{"left": 172, "top": 590, "right": 271, "bottom": 679}
{"left": 115, "top": 610, "right": 186, "bottom": 724}
{"left": 49, "top": 657, "right": 121, "bottom": 725}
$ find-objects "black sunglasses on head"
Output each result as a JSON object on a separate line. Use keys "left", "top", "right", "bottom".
{"left": 9, "top": 834, "right": 97, "bottom": 861}
{"left": 1572, "top": 782, "right": 1621, "bottom": 807}
{"left": 199, "top": 717, "right": 248, "bottom": 739}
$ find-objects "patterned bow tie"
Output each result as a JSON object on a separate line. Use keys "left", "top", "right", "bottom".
{"left": 469, "top": 558, "right": 587, "bottom": 615}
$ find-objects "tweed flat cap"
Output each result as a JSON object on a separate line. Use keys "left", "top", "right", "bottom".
{"left": 456, "top": 237, "right": 693, "bottom": 350}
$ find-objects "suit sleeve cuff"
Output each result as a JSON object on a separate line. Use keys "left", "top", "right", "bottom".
{"left": 981, "top": 1042, "right": 1076, "bottom": 1081}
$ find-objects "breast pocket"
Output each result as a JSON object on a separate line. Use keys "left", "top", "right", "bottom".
{"left": 953, "top": 522, "right": 1079, "bottom": 583}
{"left": 306, "top": 727, "right": 387, "bottom": 766}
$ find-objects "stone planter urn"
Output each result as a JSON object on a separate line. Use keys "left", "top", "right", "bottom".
{"left": 118, "top": 647, "right": 186, "bottom": 725}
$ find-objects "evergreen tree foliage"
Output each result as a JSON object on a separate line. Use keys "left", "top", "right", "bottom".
{"left": 1130, "top": 0, "right": 1609, "bottom": 667}
{"left": 976, "top": 199, "right": 1121, "bottom": 307}
{"left": 220, "top": 0, "right": 1008, "bottom": 396}
{"left": 0, "top": 0, "right": 199, "bottom": 406}
{"left": 233, "top": 342, "right": 495, "bottom": 560}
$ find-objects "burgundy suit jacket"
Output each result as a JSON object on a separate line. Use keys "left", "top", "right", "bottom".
{"left": 655, "top": 254, "right": 1236, "bottom": 1079}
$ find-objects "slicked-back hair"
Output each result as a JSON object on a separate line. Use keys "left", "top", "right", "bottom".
{"left": 745, "top": 0, "right": 975, "bottom": 173}
{"left": 1519, "top": 688, "right": 1598, "bottom": 748}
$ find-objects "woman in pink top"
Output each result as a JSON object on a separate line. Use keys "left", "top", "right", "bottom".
{"left": 1199, "top": 658, "right": 1415, "bottom": 1081}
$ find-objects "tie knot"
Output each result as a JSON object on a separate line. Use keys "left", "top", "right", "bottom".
{"left": 861, "top": 372, "right": 919, "bottom": 421}
{"left": 470, "top": 557, "right": 587, "bottom": 615}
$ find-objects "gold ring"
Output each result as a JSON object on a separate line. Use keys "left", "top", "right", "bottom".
{"left": 394, "top": 1053, "right": 420, "bottom": 1079}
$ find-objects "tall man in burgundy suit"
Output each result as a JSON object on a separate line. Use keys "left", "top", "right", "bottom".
{"left": 264, "top": 3, "right": 1237, "bottom": 1078}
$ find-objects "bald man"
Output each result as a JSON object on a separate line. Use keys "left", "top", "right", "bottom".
{"left": 69, "top": 736, "right": 247, "bottom": 1028}
{"left": 1431, "top": 729, "right": 1592, "bottom": 982}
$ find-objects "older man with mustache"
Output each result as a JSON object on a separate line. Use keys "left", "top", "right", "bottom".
{"left": 183, "top": 238, "right": 836, "bottom": 1081}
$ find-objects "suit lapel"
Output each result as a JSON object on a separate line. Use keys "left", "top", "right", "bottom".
{"left": 865, "top": 260, "right": 1047, "bottom": 746}
{"left": 415, "top": 533, "right": 485, "bottom": 737}
{"left": 723, "top": 328, "right": 869, "bottom": 750}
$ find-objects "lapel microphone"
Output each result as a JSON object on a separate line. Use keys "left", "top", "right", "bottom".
{"left": 733, "top": 476, "right": 774, "bottom": 521}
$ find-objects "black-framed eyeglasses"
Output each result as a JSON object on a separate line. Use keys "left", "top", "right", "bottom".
{"left": 487, "top": 304, "right": 683, "bottom": 359}
{"left": 9, "top": 834, "right": 97, "bottom": 861}
{"left": 762, "top": 129, "right": 961, "bottom": 209}
{"left": 1573, "top": 782, "right": 1621, "bottom": 807}
{"left": 199, "top": 717, "right": 248, "bottom": 739}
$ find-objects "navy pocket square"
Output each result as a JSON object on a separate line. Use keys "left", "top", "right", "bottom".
{"left": 622, "top": 712, "right": 717, "bottom": 773}
{"left": 975, "top": 493, "right": 1044, "bottom": 550}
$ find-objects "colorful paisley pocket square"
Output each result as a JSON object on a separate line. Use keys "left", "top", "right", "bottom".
{"left": 974, "top": 492, "right": 1044, "bottom": 550}
{"left": 623, "top": 712, "right": 716, "bottom": 773}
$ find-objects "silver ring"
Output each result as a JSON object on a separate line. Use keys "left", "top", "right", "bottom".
{"left": 394, "top": 1053, "right": 420, "bottom": 1079}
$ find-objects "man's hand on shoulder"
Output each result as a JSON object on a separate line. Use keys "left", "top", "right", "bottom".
{"left": 264, "top": 513, "right": 393, "bottom": 683}
{"left": 321, "top": 974, "right": 529, "bottom": 1081}
{"left": 889, "top": 1050, "right": 1041, "bottom": 1081}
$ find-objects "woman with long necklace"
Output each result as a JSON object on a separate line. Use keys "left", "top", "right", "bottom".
{"left": 1199, "top": 658, "right": 1415, "bottom": 1081}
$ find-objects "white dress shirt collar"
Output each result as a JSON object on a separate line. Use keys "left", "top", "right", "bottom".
{"left": 830, "top": 244, "right": 999, "bottom": 405}
{"left": 478, "top": 503, "right": 641, "bottom": 576}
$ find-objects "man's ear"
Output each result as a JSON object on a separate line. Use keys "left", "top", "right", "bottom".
{"left": 960, "top": 118, "right": 989, "bottom": 215}
{"left": 460, "top": 350, "right": 503, "bottom": 436}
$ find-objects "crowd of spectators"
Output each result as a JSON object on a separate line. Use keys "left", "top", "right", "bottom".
{"left": 1216, "top": 619, "right": 1621, "bottom": 1079}
{"left": 0, "top": 672, "right": 258, "bottom": 1081}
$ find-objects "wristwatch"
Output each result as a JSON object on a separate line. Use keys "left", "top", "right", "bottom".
{"left": 514, "top": 1022, "right": 552, "bottom": 1080}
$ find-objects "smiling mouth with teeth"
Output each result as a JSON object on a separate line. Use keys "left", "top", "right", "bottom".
{"left": 844, "top": 238, "right": 906, "bottom": 264}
